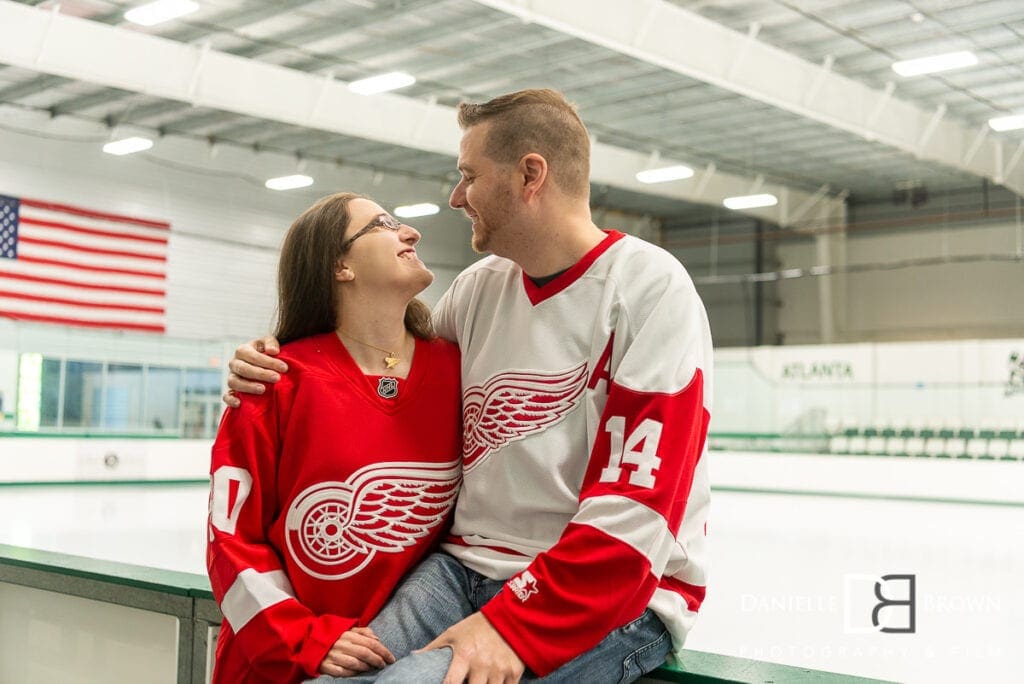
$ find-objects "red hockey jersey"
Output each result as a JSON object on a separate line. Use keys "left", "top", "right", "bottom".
{"left": 207, "top": 332, "right": 462, "bottom": 684}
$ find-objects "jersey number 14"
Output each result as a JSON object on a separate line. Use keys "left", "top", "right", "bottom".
{"left": 599, "top": 417, "right": 663, "bottom": 489}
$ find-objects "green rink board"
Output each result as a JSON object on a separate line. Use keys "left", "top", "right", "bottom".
{"left": 0, "top": 544, "right": 890, "bottom": 683}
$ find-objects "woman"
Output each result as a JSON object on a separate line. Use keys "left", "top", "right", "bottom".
{"left": 206, "top": 192, "right": 462, "bottom": 683}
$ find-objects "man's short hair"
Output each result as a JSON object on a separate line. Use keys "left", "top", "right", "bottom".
{"left": 457, "top": 89, "right": 591, "bottom": 199}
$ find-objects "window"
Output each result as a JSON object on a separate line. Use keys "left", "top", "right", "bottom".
{"left": 17, "top": 355, "right": 225, "bottom": 438}
{"left": 104, "top": 364, "right": 144, "bottom": 430}
{"left": 63, "top": 361, "right": 103, "bottom": 429}
{"left": 145, "top": 366, "right": 182, "bottom": 433}
{"left": 182, "top": 369, "right": 223, "bottom": 439}
{"left": 40, "top": 358, "right": 61, "bottom": 428}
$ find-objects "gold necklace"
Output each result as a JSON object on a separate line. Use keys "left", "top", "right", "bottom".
{"left": 338, "top": 330, "right": 407, "bottom": 370}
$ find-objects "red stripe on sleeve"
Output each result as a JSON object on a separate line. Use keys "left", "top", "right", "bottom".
{"left": 659, "top": 575, "right": 706, "bottom": 613}
{"left": 481, "top": 523, "right": 656, "bottom": 677}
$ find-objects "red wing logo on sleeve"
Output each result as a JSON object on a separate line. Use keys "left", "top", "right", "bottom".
{"left": 284, "top": 460, "right": 461, "bottom": 580}
{"left": 462, "top": 362, "right": 588, "bottom": 474}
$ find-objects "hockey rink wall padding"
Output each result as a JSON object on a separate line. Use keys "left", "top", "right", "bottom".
{"left": 0, "top": 437, "right": 211, "bottom": 483}
{"left": 0, "top": 543, "right": 885, "bottom": 684}
{"left": 712, "top": 337, "right": 1024, "bottom": 433}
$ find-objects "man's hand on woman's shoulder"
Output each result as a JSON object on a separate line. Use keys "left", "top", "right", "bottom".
{"left": 223, "top": 335, "right": 287, "bottom": 408}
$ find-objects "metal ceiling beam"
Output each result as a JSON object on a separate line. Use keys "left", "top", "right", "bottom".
{"left": 414, "top": 32, "right": 576, "bottom": 84}
{"left": 42, "top": 0, "right": 321, "bottom": 115}
{"left": 469, "top": 0, "right": 1024, "bottom": 197}
{"left": 0, "top": 0, "right": 842, "bottom": 226}
{"left": 226, "top": 0, "right": 442, "bottom": 61}
{"left": 173, "top": 13, "right": 503, "bottom": 141}
{"left": 43, "top": 0, "right": 437, "bottom": 118}
{"left": 0, "top": 7, "right": 123, "bottom": 101}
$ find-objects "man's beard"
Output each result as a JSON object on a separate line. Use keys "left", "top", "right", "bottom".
{"left": 471, "top": 226, "right": 490, "bottom": 253}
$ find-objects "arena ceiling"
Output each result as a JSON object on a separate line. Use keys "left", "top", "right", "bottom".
{"left": 1, "top": 0, "right": 1023, "bottom": 226}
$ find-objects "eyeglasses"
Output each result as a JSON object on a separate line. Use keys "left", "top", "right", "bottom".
{"left": 341, "top": 213, "right": 402, "bottom": 252}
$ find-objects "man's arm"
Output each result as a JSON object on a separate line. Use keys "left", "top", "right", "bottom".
{"left": 222, "top": 336, "right": 288, "bottom": 407}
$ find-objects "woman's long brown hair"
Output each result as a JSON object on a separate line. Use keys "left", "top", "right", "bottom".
{"left": 274, "top": 192, "right": 434, "bottom": 346}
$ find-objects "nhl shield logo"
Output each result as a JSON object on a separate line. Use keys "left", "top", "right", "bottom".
{"left": 377, "top": 376, "right": 399, "bottom": 399}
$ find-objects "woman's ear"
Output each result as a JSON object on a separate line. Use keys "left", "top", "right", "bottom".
{"left": 335, "top": 261, "right": 355, "bottom": 282}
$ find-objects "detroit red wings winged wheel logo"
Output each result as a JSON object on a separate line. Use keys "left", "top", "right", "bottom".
{"left": 285, "top": 460, "right": 461, "bottom": 580}
{"left": 462, "top": 362, "right": 588, "bottom": 474}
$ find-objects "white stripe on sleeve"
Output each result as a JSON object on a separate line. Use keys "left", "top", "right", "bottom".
{"left": 574, "top": 494, "right": 676, "bottom": 576}
{"left": 221, "top": 569, "right": 296, "bottom": 632}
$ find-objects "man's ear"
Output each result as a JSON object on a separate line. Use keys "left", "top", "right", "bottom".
{"left": 335, "top": 261, "right": 355, "bottom": 282}
{"left": 519, "top": 153, "right": 548, "bottom": 202}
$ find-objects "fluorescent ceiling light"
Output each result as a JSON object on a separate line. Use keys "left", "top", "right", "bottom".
{"left": 988, "top": 114, "right": 1024, "bottom": 132}
{"left": 265, "top": 174, "right": 314, "bottom": 191}
{"left": 102, "top": 136, "right": 154, "bottom": 156}
{"left": 394, "top": 203, "right": 440, "bottom": 218}
{"left": 124, "top": 0, "right": 199, "bottom": 27}
{"left": 635, "top": 165, "right": 694, "bottom": 184}
{"left": 348, "top": 72, "right": 416, "bottom": 95}
{"left": 891, "top": 50, "right": 977, "bottom": 77}
{"left": 723, "top": 193, "right": 778, "bottom": 210}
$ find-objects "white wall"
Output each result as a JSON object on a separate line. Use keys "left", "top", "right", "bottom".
{"left": 0, "top": 107, "right": 478, "bottom": 341}
{"left": 0, "top": 583, "right": 179, "bottom": 684}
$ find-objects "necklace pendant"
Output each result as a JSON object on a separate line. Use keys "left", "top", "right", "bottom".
{"left": 384, "top": 354, "right": 400, "bottom": 369}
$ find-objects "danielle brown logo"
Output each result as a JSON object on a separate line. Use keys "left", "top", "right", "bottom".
{"left": 843, "top": 573, "right": 916, "bottom": 634}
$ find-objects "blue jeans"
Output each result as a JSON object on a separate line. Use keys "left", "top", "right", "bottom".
{"left": 307, "top": 552, "right": 671, "bottom": 683}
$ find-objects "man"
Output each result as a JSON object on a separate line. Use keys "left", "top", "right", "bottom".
{"left": 226, "top": 89, "right": 713, "bottom": 683}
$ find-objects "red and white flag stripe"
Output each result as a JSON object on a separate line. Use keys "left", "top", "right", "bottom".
{"left": 0, "top": 196, "right": 169, "bottom": 333}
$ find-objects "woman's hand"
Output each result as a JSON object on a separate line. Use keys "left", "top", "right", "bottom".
{"left": 223, "top": 336, "right": 287, "bottom": 407}
{"left": 318, "top": 627, "right": 396, "bottom": 677}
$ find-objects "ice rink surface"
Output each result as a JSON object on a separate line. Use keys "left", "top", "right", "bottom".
{"left": 2, "top": 479, "right": 1021, "bottom": 683}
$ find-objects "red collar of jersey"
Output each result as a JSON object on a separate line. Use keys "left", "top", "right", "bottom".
{"left": 521, "top": 230, "right": 625, "bottom": 306}
{"left": 328, "top": 334, "right": 433, "bottom": 413}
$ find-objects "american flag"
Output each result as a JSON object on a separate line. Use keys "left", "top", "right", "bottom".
{"left": 0, "top": 194, "right": 168, "bottom": 333}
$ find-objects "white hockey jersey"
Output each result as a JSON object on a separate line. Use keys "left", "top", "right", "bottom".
{"left": 434, "top": 230, "right": 712, "bottom": 676}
